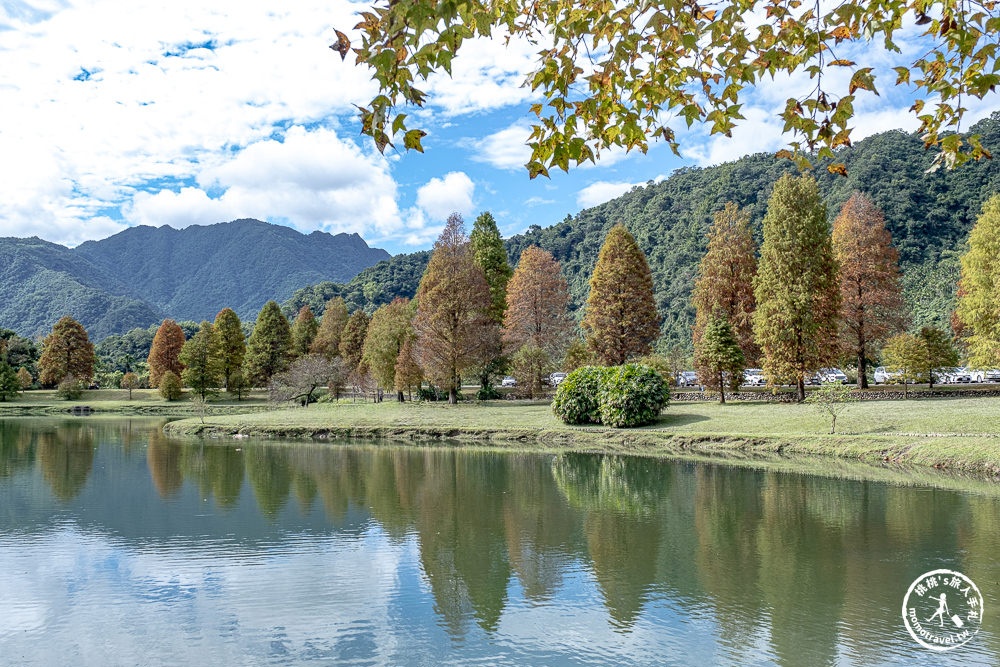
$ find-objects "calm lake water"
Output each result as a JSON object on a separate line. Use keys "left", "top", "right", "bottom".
{"left": 1, "top": 418, "right": 998, "bottom": 665}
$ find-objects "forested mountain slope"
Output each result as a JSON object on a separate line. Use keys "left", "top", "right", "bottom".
{"left": 287, "top": 113, "right": 1000, "bottom": 349}
{"left": 0, "top": 237, "right": 162, "bottom": 339}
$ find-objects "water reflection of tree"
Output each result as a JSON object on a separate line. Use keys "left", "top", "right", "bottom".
{"left": 146, "top": 428, "right": 183, "bottom": 498}
{"left": 0, "top": 420, "right": 37, "bottom": 480}
{"left": 36, "top": 422, "right": 95, "bottom": 502}
{"left": 552, "top": 454, "right": 673, "bottom": 628}
{"left": 180, "top": 443, "right": 245, "bottom": 509}
{"left": 245, "top": 445, "right": 292, "bottom": 519}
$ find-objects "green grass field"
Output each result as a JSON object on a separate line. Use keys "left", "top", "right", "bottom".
{"left": 159, "top": 396, "right": 1000, "bottom": 476}
{"left": 0, "top": 388, "right": 269, "bottom": 415}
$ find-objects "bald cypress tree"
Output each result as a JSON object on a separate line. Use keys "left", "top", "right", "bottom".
{"left": 179, "top": 321, "right": 223, "bottom": 400}
{"left": 243, "top": 301, "right": 292, "bottom": 387}
{"left": 753, "top": 174, "right": 841, "bottom": 401}
{"left": 582, "top": 224, "right": 660, "bottom": 365}
{"left": 957, "top": 195, "right": 1000, "bottom": 368}
{"left": 147, "top": 319, "right": 185, "bottom": 388}
{"left": 832, "top": 192, "right": 905, "bottom": 389}
{"left": 692, "top": 202, "right": 758, "bottom": 373}
{"left": 311, "top": 297, "right": 349, "bottom": 360}
{"left": 290, "top": 305, "right": 319, "bottom": 358}
{"left": 362, "top": 298, "right": 415, "bottom": 401}
{"left": 39, "top": 316, "right": 95, "bottom": 386}
{"left": 470, "top": 211, "right": 512, "bottom": 393}
{"left": 213, "top": 307, "right": 245, "bottom": 391}
{"left": 340, "top": 310, "right": 370, "bottom": 372}
{"left": 414, "top": 213, "right": 493, "bottom": 403}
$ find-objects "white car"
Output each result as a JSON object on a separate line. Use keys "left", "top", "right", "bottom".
{"left": 873, "top": 366, "right": 900, "bottom": 384}
{"left": 501, "top": 376, "right": 517, "bottom": 388}
{"left": 743, "top": 368, "right": 766, "bottom": 386}
{"left": 676, "top": 371, "right": 699, "bottom": 387}
{"left": 945, "top": 367, "right": 971, "bottom": 383}
{"left": 549, "top": 372, "right": 568, "bottom": 386}
{"left": 819, "top": 368, "right": 848, "bottom": 384}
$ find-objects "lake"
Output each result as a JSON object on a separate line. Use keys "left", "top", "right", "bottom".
{"left": 0, "top": 417, "right": 997, "bottom": 665}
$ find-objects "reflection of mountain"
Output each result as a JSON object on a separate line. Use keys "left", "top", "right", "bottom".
{"left": 2, "top": 419, "right": 1000, "bottom": 659}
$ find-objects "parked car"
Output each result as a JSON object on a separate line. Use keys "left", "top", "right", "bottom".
{"left": 944, "top": 367, "right": 971, "bottom": 383}
{"left": 965, "top": 368, "right": 1000, "bottom": 383}
{"left": 676, "top": 371, "right": 699, "bottom": 387}
{"left": 818, "top": 368, "right": 848, "bottom": 384}
{"left": 501, "top": 376, "right": 517, "bottom": 388}
{"left": 985, "top": 369, "right": 1000, "bottom": 383}
{"left": 806, "top": 373, "right": 822, "bottom": 386}
{"left": 873, "top": 366, "right": 900, "bottom": 384}
{"left": 549, "top": 372, "right": 568, "bottom": 386}
{"left": 743, "top": 368, "right": 766, "bottom": 386}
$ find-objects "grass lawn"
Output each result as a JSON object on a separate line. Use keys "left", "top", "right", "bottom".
{"left": 161, "top": 396, "right": 1000, "bottom": 476}
{"left": 0, "top": 388, "right": 269, "bottom": 415}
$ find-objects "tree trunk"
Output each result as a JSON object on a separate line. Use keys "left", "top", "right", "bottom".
{"left": 830, "top": 414, "right": 836, "bottom": 434}
{"left": 797, "top": 377, "right": 805, "bottom": 402}
{"left": 718, "top": 370, "right": 726, "bottom": 404}
{"left": 858, "top": 353, "right": 868, "bottom": 389}
{"left": 397, "top": 390, "right": 404, "bottom": 403}
{"left": 448, "top": 387, "right": 457, "bottom": 404}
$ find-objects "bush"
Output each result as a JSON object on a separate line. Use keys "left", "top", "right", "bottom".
{"left": 552, "top": 366, "right": 613, "bottom": 424}
{"left": 56, "top": 375, "right": 86, "bottom": 400}
{"left": 598, "top": 364, "right": 670, "bottom": 428}
{"left": 418, "top": 386, "right": 450, "bottom": 401}
{"left": 158, "top": 371, "right": 183, "bottom": 401}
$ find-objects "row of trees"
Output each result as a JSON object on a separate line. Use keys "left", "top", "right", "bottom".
{"left": 689, "top": 174, "right": 961, "bottom": 402}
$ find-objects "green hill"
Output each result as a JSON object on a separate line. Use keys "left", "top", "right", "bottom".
{"left": 286, "top": 113, "right": 1000, "bottom": 350}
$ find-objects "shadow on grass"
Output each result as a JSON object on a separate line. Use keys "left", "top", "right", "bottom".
{"left": 649, "top": 413, "right": 710, "bottom": 428}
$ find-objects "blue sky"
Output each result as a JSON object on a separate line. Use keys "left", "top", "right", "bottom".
{"left": 1, "top": 0, "right": 998, "bottom": 254}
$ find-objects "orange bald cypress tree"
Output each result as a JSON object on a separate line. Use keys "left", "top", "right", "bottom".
{"left": 582, "top": 224, "right": 660, "bottom": 365}
{"left": 692, "top": 202, "right": 759, "bottom": 386}
{"left": 503, "top": 245, "right": 573, "bottom": 357}
{"left": 147, "top": 319, "right": 186, "bottom": 388}
{"left": 413, "top": 213, "right": 493, "bottom": 403}
{"left": 832, "top": 192, "right": 905, "bottom": 388}
{"left": 290, "top": 305, "right": 319, "bottom": 358}
{"left": 38, "top": 316, "right": 95, "bottom": 386}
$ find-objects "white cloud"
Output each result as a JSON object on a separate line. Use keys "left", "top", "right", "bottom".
{"left": 576, "top": 181, "right": 642, "bottom": 209}
{"left": 415, "top": 171, "right": 475, "bottom": 221}
{"left": 471, "top": 123, "right": 532, "bottom": 170}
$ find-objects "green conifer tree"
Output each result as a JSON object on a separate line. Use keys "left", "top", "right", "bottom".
{"left": 179, "top": 321, "right": 223, "bottom": 400}
{"left": 0, "top": 361, "right": 19, "bottom": 402}
{"left": 917, "top": 326, "right": 959, "bottom": 389}
{"left": 213, "top": 308, "right": 246, "bottom": 390}
{"left": 362, "top": 298, "right": 415, "bottom": 401}
{"left": 695, "top": 316, "right": 746, "bottom": 403}
{"left": 243, "top": 301, "right": 292, "bottom": 387}
{"left": 582, "top": 224, "right": 660, "bottom": 365}
{"left": 753, "top": 174, "right": 841, "bottom": 401}
{"left": 290, "top": 305, "right": 320, "bottom": 358}
{"left": 470, "top": 211, "right": 513, "bottom": 393}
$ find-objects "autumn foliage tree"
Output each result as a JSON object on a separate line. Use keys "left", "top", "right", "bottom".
{"left": 311, "top": 296, "right": 349, "bottom": 359}
{"left": 394, "top": 337, "right": 423, "bottom": 400}
{"left": 340, "top": 310, "right": 370, "bottom": 372}
{"left": 39, "top": 316, "right": 95, "bottom": 386}
{"left": 503, "top": 245, "right": 573, "bottom": 357}
{"left": 917, "top": 326, "right": 959, "bottom": 389}
{"left": 243, "top": 301, "right": 292, "bottom": 387}
{"left": 147, "top": 319, "right": 185, "bottom": 388}
{"left": 414, "top": 213, "right": 493, "bottom": 403}
{"left": 753, "top": 174, "right": 840, "bottom": 401}
{"left": 582, "top": 224, "right": 660, "bottom": 365}
{"left": 695, "top": 316, "right": 746, "bottom": 404}
{"left": 290, "top": 305, "right": 320, "bottom": 358}
{"left": 362, "top": 298, "right": 415, "bottom": 401}
{"left": 957, "top": 195, "right": 1000, "bottom": 368}
{"left": 213, "top": 308, "right": 246, "bottom": 391}
{"left": 832, "top": 192, "right": 905, "bottom": 389}
{"left": 470, "top": 211, "right": 512, "bottom": 393}
{"left": 692, "top": 202, "right": 758, "bottom": 374}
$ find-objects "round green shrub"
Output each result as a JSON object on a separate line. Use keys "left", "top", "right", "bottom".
{"left": 598, "top": 364, "right": 670, "bottom": 428}
{"left": 56, "top": 375, "right": 86, "bottom": 400}
{"left": 552, "top": 366, "right": 613, "bottom": 424}
{"left": 158, "top": 371, "right": 183, "bottom": 401}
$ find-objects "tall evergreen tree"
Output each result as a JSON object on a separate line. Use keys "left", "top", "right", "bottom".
{"left": 695, "top": 316, "right": 746, "bottom": 404}
{"left": 311, "top": 297, "right": 349, "bottom": 359}
{"left": 290, "top": 305, "right": 320, "bottom": 358}
{"left": 362, "top": 298, "right": 415, "bottom": 401}
{"left": 470, "top": 211, "right": 513, "bottom": 393}
{"left": 692, "top": 203, "right": 758, "bottom": 368}
{"left": 0, "top": 361, "right": 19, "bottom": 402}
{"left": 882, "top": 333, "right": 925, "bottom": 399}
{"left": 917, "top": 326, "right": 959, "bottom": 389}
{"left": 394, "top": 337, "right": 423, "bottom": 400}
{"left": 179, "top": 321, "right": 223, "bottom": 400}
{"left": 340, "top": 310, "right": 371, "bottom": 372}
{"left": 147, "top": 319, "right": 185, "bottom": 388}
{"left": 582, "top": 224, "right": 660, "bottom": 365}
{"left": 39, "top": 316, "right": 95, "bottom": 386}
{"left": 213, "top": 308, "right": 246, "bottom": 391}
{"left": 414, "top": 213, "right": 493, "bottom": 403}
{"left": 832, "top": 192, "right": 906, "bottom": 389}
{"left": 243, "top": 301, "right": 292, "bottom": 387}
{"left": 503, "top": 245, "right": 573, "bottom": 356}
{"left": 753, "top": 174, "right": 841, "bottom": 401}
{"left": 957, "top": 195, "right": 1000, "bottom": 367}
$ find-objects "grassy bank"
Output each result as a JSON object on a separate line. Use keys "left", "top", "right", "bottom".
{"left": 162, "top": 397, "right": 1000, "bottom": 476}
{"left": 0, "top": 388, "right": 269, "bottom": 416}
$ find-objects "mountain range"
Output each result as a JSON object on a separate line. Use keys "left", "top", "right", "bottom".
{"left": 0, "top": 219, "right": 389, "bottom": 339}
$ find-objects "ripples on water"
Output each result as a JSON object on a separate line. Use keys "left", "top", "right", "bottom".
{"left": 0, "top": 417, "right": 998, "bottom": 665}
